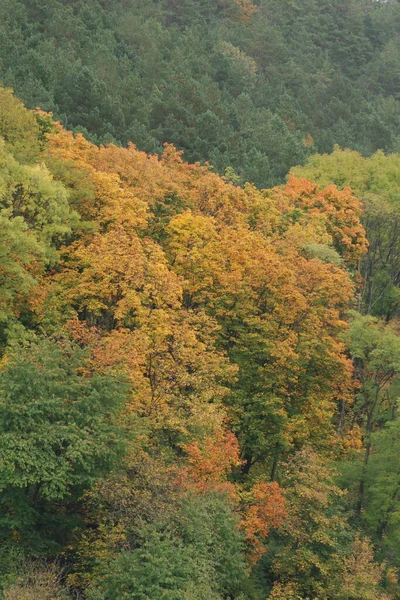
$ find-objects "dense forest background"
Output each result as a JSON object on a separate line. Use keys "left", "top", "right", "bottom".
{"left": 1, "top": 0, "right": 400, "bottom": 599}
{"left": 1, "top": 0, "right": 400, "bottom": 187}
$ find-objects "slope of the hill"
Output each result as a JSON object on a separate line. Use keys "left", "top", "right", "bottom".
{"left": 0, "top": 0, "right": 399, "bottom": 188}
{"left": 1, "top": 86, "right": 398, "bottom": 599}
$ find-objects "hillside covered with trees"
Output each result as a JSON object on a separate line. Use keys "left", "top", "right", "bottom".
{"left": 1, "top": 0, "right": 400, "bottom": 189}
{"left": 1, "top": 0, "right": 400, "bottom": 599}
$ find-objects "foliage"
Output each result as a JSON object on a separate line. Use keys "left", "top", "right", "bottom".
{"left": 0, "top": 336, "right": 130, "bottom": 553}
{"left": 75, "top": 491, "right": 250, "bottom": 600}
{"left": 3, "top": 560, "right": 70, "bottom": 600}
{"left": 85, "top": 526, "right": 222, "bottom": 600}
{"left": 268, "top": 450, "right": 391, "bottom": 600}
{"left": 293, "top": 148, "right": 400, "bottom": 319}
{"left": 0, "top": 86, "right": 42, "bottom": 164}
{"left": 0, "top": 0, "right": 400, "bottom": 187}
{"left": 0, "top": 84, "right": 398, "bottom": 598}
{"left": 353, "top": 411, "right": 400, "bottom": 566}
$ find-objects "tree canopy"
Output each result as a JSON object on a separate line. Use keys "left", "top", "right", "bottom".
{"left": 0, "top": 8, "right": 400, "bottom": 594}
{"left": 1, "top": 0, "right": 400, "bottom": 188}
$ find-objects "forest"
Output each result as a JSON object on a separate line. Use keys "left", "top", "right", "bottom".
{"left": 1, "top": 0, "right": 400, "bottom": 188}
{"left": 1, "top": 0, "right": 400, "bottom": 598}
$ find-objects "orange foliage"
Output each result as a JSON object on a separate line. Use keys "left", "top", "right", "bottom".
{"left": 271, "top": 174, "right": 368, "bottom": 264}
{"left": 241, "top": 482, "right": 287, "bottom": 563}
{"left": 177, "top": 429, "right": 242, "bottom": 498}
{"left": 39, "top": 123, "right": 366, "bottom": 464}
{"left": 39, "top": 127, "right": 237, "bottom": 437}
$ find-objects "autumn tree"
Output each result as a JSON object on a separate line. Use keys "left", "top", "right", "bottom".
{"left": 293, "top": 148, "right": 400, "bottom": 319}
{"left": 163, "top": 176, "right": 362, "bottom": 475}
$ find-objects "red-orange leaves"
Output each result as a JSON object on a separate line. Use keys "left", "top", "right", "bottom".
{"left": 241, "top": 481, "right": 286, "bottom": 563}
{"left": 177, "top": 429, "right": 242, "bottom": 497}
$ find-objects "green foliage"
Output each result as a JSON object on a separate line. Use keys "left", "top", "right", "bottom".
{"left": 303, "top": 243, "right": 343, "bottom": 265}
{"left": 0, "top": 210, "right": 42, "bottom": 324}
{"left": 0, "top": 86, "right": 41, "bottom": 164}
{"left": 0, "top": 139, "right": 79, "bottom": 262}
{"left": 86, "top": 526, "right": 222, "bottom": 600}
{"left": 1, "top": 0, "right": 400, "bottom": 187}
{"left": 342, "top": 312, "right": 400, "bottom": 511}
{"left": 0, "top": 122, "right": 79, "bottom": 348}
{"left": 85, "top": 492, "right": 249, "bottom": 600}
{"left": 0, "top": 336, "right": 130, "bottom": 553}
{"left": 177, "top": 493, "right": 249, "bottom": 598}
{"left": 346, "top": 312, "right": 400, "bottom": 381}
{"left": 363, "top": 414, "right": 400, "bottom": 559}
